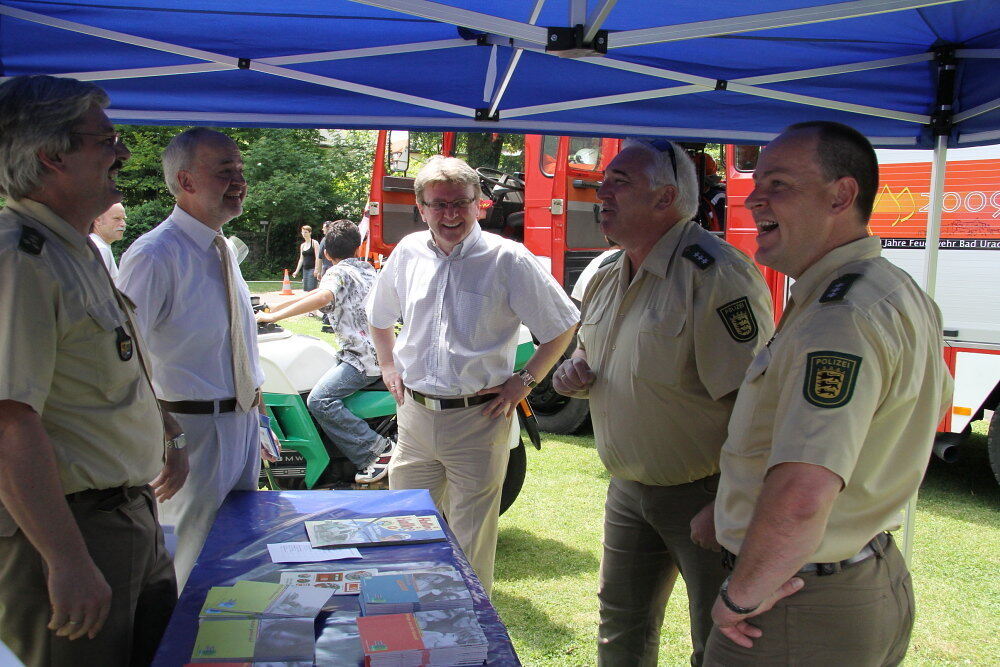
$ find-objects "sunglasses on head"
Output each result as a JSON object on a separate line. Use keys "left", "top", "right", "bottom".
{"left": 643, "top": 139, "right": 678, "bottom": 180}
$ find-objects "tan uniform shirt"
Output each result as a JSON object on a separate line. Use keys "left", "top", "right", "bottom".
{"left": 0, "top": 199, "right": 163, "bottom": 534}
{"left": 715, "top": 236, "right": 953, "bottom": 562}
{"left": 578, "top": 220, "right": 773, "bottom": 486}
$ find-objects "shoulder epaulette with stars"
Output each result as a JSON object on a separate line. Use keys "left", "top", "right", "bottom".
{"left": 681, "top": 244, "right": 715, "bottom": 270}
{"left": 819, "top": 273, "right": 862, "bottom": 303}
{"left": 599, "top": 249, "right": 624, "bottom": 269}
{"left": 18, "top": 225, "right": 45, "bottom": 255}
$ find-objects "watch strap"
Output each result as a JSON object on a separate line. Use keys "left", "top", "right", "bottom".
{"left": 517, "top": 369, "right": 537, "bottom": 388}
{"left": 720, "top": 576, "right": 759, "bottom": 615}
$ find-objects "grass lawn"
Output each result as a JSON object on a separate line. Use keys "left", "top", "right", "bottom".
{"left": 261, "top": 310, "right": 999, "bottom": 664}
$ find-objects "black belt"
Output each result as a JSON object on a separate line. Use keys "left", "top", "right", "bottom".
{"left": 160, "top": 397, "right": 238, "bottom": 414}
{"left": 66, "top": 485, "right": 147, "bottom": 511}
{"left": 721, "top": 532, "right": 890, "bottom": 576}
{"left": 407, "top": 389, "right": 491, "bottom": 411}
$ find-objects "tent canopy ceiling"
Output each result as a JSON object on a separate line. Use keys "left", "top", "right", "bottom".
{"left": 2, "top": 0, "right": 999, "bottom": 148}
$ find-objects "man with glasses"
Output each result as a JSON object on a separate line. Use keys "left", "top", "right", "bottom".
{"left": 553, "top": 138, "right": 772, "bottom": 665}
{"left": 367, "top": 155, "right": 578, "bottom": 595}
{"left": 0, "top": 75, "right": 183, "bottom": 666}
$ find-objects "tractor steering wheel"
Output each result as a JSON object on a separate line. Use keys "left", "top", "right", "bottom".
{"left": 477, "top": 167, "right": 525, "bottom": 191}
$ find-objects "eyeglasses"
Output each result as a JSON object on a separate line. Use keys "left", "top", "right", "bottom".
{"left": 644, "top": 139, "right": 678, "bottom": 180}
{"left": 422, "top": 198, "right": 476, "bottom": 212}
{"left": 72, "top": 130, "right": 124, "bottom": 148}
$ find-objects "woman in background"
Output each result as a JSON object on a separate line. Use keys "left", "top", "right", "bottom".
{"left": 291, "top": 224, "right": 320, "bottom": 291}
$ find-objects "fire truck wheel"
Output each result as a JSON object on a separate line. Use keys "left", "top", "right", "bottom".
{"left": 499, "top": 440, "right": 527, "bottom": 516}
{"left": 988, "top": 408, "right": 1000, "bottom": 485}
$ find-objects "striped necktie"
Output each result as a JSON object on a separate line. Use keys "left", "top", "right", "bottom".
{"left": 214, "top": 235, "right": 257, "bottom": 412}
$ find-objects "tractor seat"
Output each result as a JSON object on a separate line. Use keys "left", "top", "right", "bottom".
{"left": 359, "top": 377, "right": 388, "bottom": 391}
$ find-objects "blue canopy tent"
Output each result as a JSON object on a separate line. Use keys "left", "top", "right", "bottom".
{"left": 4, "top": 0, "right": 999, "bottom": 553}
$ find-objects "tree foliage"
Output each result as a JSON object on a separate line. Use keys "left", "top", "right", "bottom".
{"left": 114, "top": 126, "right": 376, "bottom": 279}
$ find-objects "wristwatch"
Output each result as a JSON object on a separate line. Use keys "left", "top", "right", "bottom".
{"left": 517, "top": 369, "right": 538, "bottom": 388}
{"left": 720, "top": 576, "right": 759, "bottom": 615}
{"left": 165, "top": 433, "right": 187, "bottom": 451}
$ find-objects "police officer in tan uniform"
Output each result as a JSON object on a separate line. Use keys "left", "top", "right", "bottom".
{"left": 553, "top": 139, "right": 773, "bottom": 666}
{"left": 0, "top": 75, "right": 186, "bottom": 666}
{"left": 699, "top": 121, "right": 953, "bottom": 666}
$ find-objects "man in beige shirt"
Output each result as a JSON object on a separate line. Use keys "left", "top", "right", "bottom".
{"left": 553, "top": 139, "right": 772, "bottom": 665}
{"left": 701, "top": 122, "right": 953, "bottom": 666}
{"left": 0, "top": 75, "right": 187, "bottom": 666}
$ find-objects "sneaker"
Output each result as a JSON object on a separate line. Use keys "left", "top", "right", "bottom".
{"left": 355, "top": 436, "right": 395, "bottom": 484}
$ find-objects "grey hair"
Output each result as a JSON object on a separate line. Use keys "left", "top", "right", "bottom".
{"left": 621, "top": 138, "right": 699, "bottom": 221}
{"left": 413, "top": 155, "right": 480, "bottom": 204}
{"left": 162, "top": 128, "right": 235, "bottom": 196}
{"left": 0, "top": 75, "right": 110, "bottom": 200}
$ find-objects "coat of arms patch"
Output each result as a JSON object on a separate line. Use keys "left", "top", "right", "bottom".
{"left": 803, "top": 351, "right": 863, "bottom": 408}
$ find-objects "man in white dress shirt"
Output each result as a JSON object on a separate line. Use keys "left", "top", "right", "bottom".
{"left": 118, "top": 128, "right": 274, "bottom": 590}
{"left": 89, "top": 202, "right": 126, "bottom": 279}
{"left": 367, "top": 156, "right": 579, "bottom": 595}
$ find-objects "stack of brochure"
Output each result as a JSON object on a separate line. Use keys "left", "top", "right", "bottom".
{"left": 304, "top": 514, "right": 446, "bottom": 549}
{"left": 190, "top": 581, "right": 333, "bottom": 663}
{"left": 360, "top": 566, "right": 473, "bottom": 615}
{"left": 357, "top": 608, "right": 488, "bottom": 666}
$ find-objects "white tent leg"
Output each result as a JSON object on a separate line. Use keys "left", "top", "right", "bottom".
{"left": 901, "top": 133, "right": 948, "bottom": 565}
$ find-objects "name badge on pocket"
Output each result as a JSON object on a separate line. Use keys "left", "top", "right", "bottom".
{"left": 115, "top": 326, "right": 134, "bottom": 361}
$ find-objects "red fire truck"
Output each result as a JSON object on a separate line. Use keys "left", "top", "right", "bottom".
{"left": 364, "top": 131, "right": 1000, "bottom": 481}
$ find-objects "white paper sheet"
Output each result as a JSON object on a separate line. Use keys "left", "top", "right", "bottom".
{"left": 267, "top": 542, "right": 362, "bottom": 563}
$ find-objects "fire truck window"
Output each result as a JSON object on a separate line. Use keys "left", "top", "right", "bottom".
{"left": 385, "top": 132, "right": 443, "bottom": 178}
{"left": 454, "top": 133, "right": 524, "bottom": 175}
{"left": 734, "top": 145, "right": 761, "bottom": 172}
{"left": 569, "top": 137, "right": 601, "bottom": 171}
{"left": 540, "top": 135, "right": 559, "bottom": 177}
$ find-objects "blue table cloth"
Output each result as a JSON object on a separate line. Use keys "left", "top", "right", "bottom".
{"left": 152, "top": 489, "right": 520, "bottom": 666}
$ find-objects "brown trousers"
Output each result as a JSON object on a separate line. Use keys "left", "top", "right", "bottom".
{"left": 0, "top": 485, "right": 176, "bottom": 667}
{"left": 598, "top": 475, "right": 726, "bottom": 667}
{"left": 703, "top": 534, "right": 914, "bottom": 666}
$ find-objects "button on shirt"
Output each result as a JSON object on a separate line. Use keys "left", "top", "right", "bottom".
{"left": 578, "top": 219, "right": 773, "bottom": 486}
{"left": 366, "top": 225, "right": 579, "bottom": 397}
{"left": 715, "top": 236, "right": 954, "bottom": 562}
{"left": 0, "top": 199, "right": 163, "bottom": 504}
{"left": 118, "top": 205, "right": 264, "bottom": 402}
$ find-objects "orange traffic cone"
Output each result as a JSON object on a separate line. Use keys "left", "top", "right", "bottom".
{"left": 280, "top": 269, "right": 294, "bottom": 295}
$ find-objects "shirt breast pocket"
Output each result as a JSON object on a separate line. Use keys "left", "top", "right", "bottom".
{"left": 454, "top": 289, "right": 496, "bottom": 346}
{"left": 634, "top": 309, "right": 687, "bottom": 386}
{"left": 578, "top": 306, "right": 606, "bottom": 367}
{"left": 80, "top": 299, "right": 131, "bottom": 390}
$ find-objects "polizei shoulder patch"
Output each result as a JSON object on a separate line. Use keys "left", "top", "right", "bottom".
{"left": 716, "top": 296, "right": 759, "bottom": 342}
{"left": 803, "top": 351, "right": 863, "bottom": 408}
{"left": 819, "top": 273, "right": 862, "bottom": 303}
{"left": 18, "top": 225, "right": 45, "bottom": 255}
{"left": 681, "top": 244, "right": 715, "bottom": 270}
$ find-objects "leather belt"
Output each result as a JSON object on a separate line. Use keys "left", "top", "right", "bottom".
{"left": 66, "top": 485, "right": 147, "bottom": 511}
{"left": 721, "top": 532, "right": 890, "bottom": 576}
{"left": 160, "top": 398, "right": 238, "bottom": 414}
{"left": 160, "top": 388, "right": 260, "bottom": 415}
{"left": 407, "top": 388, "right": 491, "bottom": 411}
